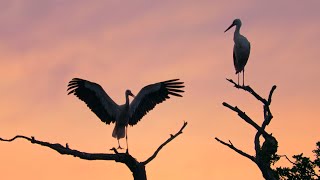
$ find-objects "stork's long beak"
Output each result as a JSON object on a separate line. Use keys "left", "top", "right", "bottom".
{"left": 129, "top": 92, "right": 135, "bottom": 98}
{"left": 224, "top": 23, "right": 235, "bottom": 33}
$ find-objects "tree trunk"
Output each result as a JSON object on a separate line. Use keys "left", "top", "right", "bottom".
{"left": 258, "top": 164, "right": 278, "bottom": 180}
{"left": 132, "top": 163, "right": 147, "bottom": 180}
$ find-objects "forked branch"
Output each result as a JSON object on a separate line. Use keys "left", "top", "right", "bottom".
{"left": 1, "top": 121, "right": 188, "bottom": 180}
{"left": 215, "top": 137, "right": 255, "bottom": 162}
{"left": 142, "top": 121, "right": 188, "bottom": 165}
{"left": 226, "top": 78, "right": 276, "bottom": 106}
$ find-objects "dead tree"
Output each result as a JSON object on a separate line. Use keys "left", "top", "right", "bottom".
{"left": 0, "top": 121, "right": 188, "bottom": 180}
{"left": 215, "top": 79, "right": 278, "bottom": 180}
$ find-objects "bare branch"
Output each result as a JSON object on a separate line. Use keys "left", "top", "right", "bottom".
{"left": 215, "top": 137, "right": 255, "bottom": 162}
{"left": 224, "top": 80, "right": 277, "bottom": 131}
{"left": 222, "top": 102, "right": 270, "bottom": 138}
{"left": 110, "top": 147, "right": 119, "bottom": 154}
{"left": 279, "top": 155, "right": 296, "bottom": 165}
{"left": 1, "top": 122, "right": 188, "bottom": 180}
{"left": 226, "top": 78, "right": 243, "bottom": 89}
{"left": 0, "top": 134, "right": 151, "bottom": 180}
{"left": 261, "top": 85, "right": 277, "bottom": 128}
{"left": 226, "top": 78, "right": 277, "bottom": 106}
{"left": 0, "top": 135, "right": 32, "bottom": 142}
{"left": 267, "top": 86, "right": 277, "bottom": 105}
{"left": 142, "top": 121, "right": 188, "bottom": 165}
{"left": 0, "top": 135, "right": 129, "bottom": 162}
{"left": 227, "top": 78, "right": 267, "bottom": 104}
{"left": 262, "top": 105, "right": 273, "bottom": 128}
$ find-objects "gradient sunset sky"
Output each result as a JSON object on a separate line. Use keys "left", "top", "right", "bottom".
{"left": 1, "top": 1, "right": 319, "bottom": 179}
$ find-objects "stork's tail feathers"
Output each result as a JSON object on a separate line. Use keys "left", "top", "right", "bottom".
{"left": 112, "top": 125, "right": 126, "bottom": 139}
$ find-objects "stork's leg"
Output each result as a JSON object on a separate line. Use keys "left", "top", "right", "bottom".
{"left": 243, "top": 69, "right": 245, "bottom": 86}
{"left": 125, "top": 127, "right": 129, "bottom": 153}
{"left": 117, "top": 139, "right": 123, "bottom": 149}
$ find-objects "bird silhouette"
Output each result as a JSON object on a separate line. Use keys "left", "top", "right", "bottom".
{"left": 225, "top": 19, "right": 251, "bottom": 86}
{"left": 67, "top": 78, "right": 184, "bottom": 152}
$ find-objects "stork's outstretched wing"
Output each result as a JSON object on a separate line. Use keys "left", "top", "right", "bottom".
{"left": 67, "top": 78, "right": 120, "bottom": 124}
{"left": 128, "top": 79, "right": 184, "bottom": 125}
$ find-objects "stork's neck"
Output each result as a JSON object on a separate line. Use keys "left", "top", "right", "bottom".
{"left": 234, "top": 25, "right": 241, "bottom": 36}
{"left": 125, "top": 94, "right": 130, "bottom": 108}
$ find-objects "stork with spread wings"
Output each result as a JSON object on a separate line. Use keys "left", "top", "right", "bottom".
{"left": 67, "top": 78, "right": 184, "bottom": 151}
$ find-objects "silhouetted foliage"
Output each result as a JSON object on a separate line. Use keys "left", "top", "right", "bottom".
{"left": 275, "top": 141, "right": 320, "bottom": 180}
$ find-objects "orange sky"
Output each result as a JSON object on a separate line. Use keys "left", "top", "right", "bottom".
{"left": 0, "top": 1, "right": 319, "bottom": 179}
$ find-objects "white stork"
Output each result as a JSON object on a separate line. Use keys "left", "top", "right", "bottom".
{"left": 67, "top": 78, "right": 184, "bottom": 151}
{"left": 225, "top": 19, "right": 251, "bottom": 86}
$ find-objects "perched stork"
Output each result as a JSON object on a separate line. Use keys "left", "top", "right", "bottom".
{"left": 225, "top": 19, "right": 251, "bottom": 86}
{"left": 67, "top": 78, "right": 184, "bottom": 151}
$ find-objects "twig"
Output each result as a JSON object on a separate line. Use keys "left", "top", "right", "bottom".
{"left": 267, "top": 86, "right": 277, "bottom": 105}
{"left": 0, "top": 135, "right": 33, "bottom": 142}
{"left": 279, "top": 155, "right": 296, "bottom": 165}
{"left": 215, "top": 137, "right": 255, "bottom": 162}
{"left": 142, "top": 121, "right": 188, "bottom": 165}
